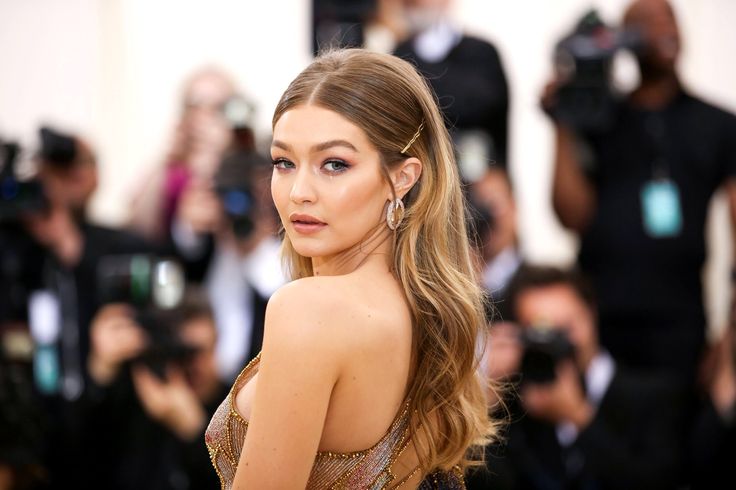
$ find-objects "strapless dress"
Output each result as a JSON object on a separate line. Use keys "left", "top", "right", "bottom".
{"left": 205, "top": 353, "right": 465, "bottom": 489}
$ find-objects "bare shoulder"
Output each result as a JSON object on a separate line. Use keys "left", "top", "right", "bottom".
{"left": 262, "top": 276, "right": 359, "bottom": 363}
{"left": 264, "top": 274, "right": 403, "bottom": 358}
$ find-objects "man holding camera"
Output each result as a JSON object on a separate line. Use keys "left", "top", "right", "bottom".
{"left": 544, "top": 0, "right": 736, "bottom": 388}
{"left": 170, "top": 148, "right": 285, "bottom": 383}
{"left": 0, "top": 127, "right": 163, "bottom": 488}
{"left": 127, "top": 67, "right": 285, "bottom": 383}
{"left": 469, "top": 265, "right": 687, "bottom": 490}
{"left": 81, "top": 290, "right": 227, "bottom": 490}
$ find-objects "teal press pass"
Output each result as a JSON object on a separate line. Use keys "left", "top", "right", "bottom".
{"left": 641, "top": 179, "right": 682, "bottom": 238}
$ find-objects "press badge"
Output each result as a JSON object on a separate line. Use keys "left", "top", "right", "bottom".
{"left": 641, "top": 179, "right": 682, "bottom": 238}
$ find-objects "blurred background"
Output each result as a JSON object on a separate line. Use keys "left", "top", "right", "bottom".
{"left": 1, "top": 0, "right": 734, "bottom": 332}
{"left": 1, "top": 1, "right": 736, "bottom": 489}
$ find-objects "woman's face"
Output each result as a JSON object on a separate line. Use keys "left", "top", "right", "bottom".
{"left": 270, "top": 104, "right": 391, "bottom": 260}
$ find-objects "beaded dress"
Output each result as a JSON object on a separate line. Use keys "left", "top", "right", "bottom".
{"left": 204, "top": 353, "right": 465, "bottom": 489}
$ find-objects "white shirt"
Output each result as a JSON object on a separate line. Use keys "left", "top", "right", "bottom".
{"left": 482, "top": 246, "right": 523, "bottom": 295}
{"left": 412, "top": 19, "right": 462, "bottom": 63}
{"left": 205, "top": 236, "right": 286, "bottom": 382}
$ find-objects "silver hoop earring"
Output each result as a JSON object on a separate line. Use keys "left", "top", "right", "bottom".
{"left": 386, "top": 198, "right": 405, "bottom": 231}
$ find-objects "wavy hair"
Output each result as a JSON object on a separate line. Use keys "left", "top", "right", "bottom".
{"left": 272, "top": 48, "right": 499, "bottom": 472}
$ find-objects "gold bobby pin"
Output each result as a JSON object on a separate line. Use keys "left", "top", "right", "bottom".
{"left": 401, "top": 120, "right": 425, "bottom": 154}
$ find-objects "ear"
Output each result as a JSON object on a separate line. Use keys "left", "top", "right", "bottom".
{"left": 388, "top": 157, "right": 422, "bottom": 199}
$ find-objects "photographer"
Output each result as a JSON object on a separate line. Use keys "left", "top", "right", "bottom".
{"left": 129, "top": 65, "right": 242, "bottom": 244}
{"left": 23, "top": 127, "right": 158, "bottom": 388}
{"left": 393, "top": 0, "right": 510, "bottom": 172}
{"left": 169, "top": 147, "right": 284, "bottom": 383}
{"left": 468, "top": 166, "right": 522, "bottom": 320}
{"left": 543, "top": 0, "right": 736, "bottom": 387}
{"left": 82, "top": 289, "right": 226, "bottom": 490}
{"left": 0, "top": 127, "right": 159, "bottom": 488}
{"left": 126, "top": 68, "right": 285, "bottom": 383}
{"left": 470, "top": 265, "right": 687, "bottom": 490}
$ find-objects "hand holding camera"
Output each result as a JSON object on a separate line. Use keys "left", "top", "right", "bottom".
{"left": 517, "top": 326, "right": 594, "bottom": 428}
{"left": 175, "top": 177, "right": 224, "bottom": 236}
{"left": 483, "top": 321, "right": 523, "bottom": 382}
{"left": 88, "top": 303, "right": 148, "bottom": 386}
{"left": 520, "top": 359, "right": 593, "bottom": 428}
{"left": 131, "top": 362, "right": 207, "bottom": 441}
{"left": 541, "top": 8, "right": 643, "bottom": 131}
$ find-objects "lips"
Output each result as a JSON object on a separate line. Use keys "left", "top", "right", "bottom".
{"left": 289, "top": 213, "right": 327, "bottom": 234}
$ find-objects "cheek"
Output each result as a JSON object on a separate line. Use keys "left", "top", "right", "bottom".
{"left": 270, "top": 175, "right": 289, "bottom": 220}
{"left": 331, "top": 178, "right": 386, "bottom": 225}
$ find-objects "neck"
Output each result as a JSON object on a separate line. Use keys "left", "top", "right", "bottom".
{"left": 630, "top": 70, "right": 680, "bottom": 110}
{"left": 311, "top": 225, "right": 393, "bottom": 277}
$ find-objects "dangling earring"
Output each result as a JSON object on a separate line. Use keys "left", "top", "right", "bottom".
{"left": 386, "top": 198, "right": 405, "bottom": 231}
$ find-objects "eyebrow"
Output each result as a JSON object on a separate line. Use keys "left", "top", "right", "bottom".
{"left": 271, "top": 139, "right": 358, "bottom": 153}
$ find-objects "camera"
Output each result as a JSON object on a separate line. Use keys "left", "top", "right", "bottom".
{"left": 97, "top": 254, "right": 185, "bottom": 311}
{"left": 0, "top": 126, "right": 86, "bottom": 223}
{"left": 96, "top": 254, "right": 195, "bottom": 374}
{"left": 519, "top": 326, "right": 576, "bottom": 384}
{"left": 214, "top": 149, "right": 271, "bottom": 241}
{"left": 38, "top": 126, "right": 79, "bottom": 167}
{"left": 551, "top": 9, "right": 643, "bottom": 131}
{"left": 0, "top": 141, "right": 47, "bottom": 222}
{"left": 223, "top": 94, "right": 258, "bottom": 152}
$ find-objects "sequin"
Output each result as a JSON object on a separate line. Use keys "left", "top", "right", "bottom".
{"left": 204, "top": 353, "right": 465, "bottom": 489}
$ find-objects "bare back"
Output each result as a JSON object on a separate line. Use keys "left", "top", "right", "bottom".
{"left": 232, "top": 266, "right": 421, "bottom": 482}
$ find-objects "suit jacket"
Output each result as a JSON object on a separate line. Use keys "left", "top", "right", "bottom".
{"left": 467, "top": 367, "right": 688, "bottom": 490}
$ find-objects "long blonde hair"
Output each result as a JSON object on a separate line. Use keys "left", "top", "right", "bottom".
{"left": 272, "top": 48, "right": 498, "bottom": 472}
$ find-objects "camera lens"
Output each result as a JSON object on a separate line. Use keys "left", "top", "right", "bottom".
{"left": 152, "top": 259, "right": 185, "bottom": 310}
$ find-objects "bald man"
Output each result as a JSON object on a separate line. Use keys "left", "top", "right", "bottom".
{"left": 546, "top": 0, "right": 736, "bottom": 388}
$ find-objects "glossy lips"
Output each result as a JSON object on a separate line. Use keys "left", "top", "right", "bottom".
{"left": 289, "top": 213, "right": 327, "bottom": 234}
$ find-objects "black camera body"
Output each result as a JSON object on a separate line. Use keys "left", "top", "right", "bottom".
{"left": 96, "top": 254, "right": 195, "bottom": 374}
{"left": 552, "top": 9, "right": 643, "bottom": 131}
{"left": 97, "top": 254, "right": 185, "bottom": 311}
{"left": 0, "top": 142, "right": 48, "bottom": 222}
{"left": 214, "top": 149, "right": 271, "bottom": 241}
{"left": 216, "top": 184, "right": 257, "bottom": 240}
{"left": 519, "top": 327, "right": 576, "bottom": 384}
{"left": 0, "top": 127, "right": 85, "bottom": 222}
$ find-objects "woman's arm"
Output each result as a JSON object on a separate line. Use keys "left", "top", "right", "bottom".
{"left": 232, "top": 279, "right": 345, "bottom": 489}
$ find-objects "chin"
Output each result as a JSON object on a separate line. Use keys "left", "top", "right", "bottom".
{"left": 288, "top": 239, "right": 328, "bottom": 259}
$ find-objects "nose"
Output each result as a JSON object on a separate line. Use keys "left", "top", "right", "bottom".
{"left": 290, "top": 166, "right": 317, "bottom": 204}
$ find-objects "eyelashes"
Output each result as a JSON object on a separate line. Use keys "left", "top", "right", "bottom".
{"left": 271, "top": 158, "right": 351, "bottom": 174}
{"left": 322, "top": 159, "right": 350, "bottom": 172}
{"left": 271, "top": 158, "right": 294, "bottom": 170}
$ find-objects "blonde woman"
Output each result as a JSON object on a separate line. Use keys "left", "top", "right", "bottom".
{"left": 205, "top": 48, "right": 499, "bottom": 489}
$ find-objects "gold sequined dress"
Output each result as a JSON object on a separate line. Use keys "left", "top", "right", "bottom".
{"left": 204, "top": 354, "right": 465, "bottom": 490}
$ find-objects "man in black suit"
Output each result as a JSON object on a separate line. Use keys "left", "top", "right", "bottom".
{"left": 393, "top": 0, "right": 510, "bottom": 176}
{"left": 0, "top": 127, "right": 163, "bottom": 488}
{"left": 469, "top": 265, "right": 688, "bottom": 490}
{"left": 81, "top": 290, "right": 229, "bottom": 490}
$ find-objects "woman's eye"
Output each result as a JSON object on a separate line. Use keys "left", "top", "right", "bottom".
{"left": 272, "top": 158, "right": 294, "bottom": 169}
{"left": 323, "top": 160, "right": 349, "bottom": 172}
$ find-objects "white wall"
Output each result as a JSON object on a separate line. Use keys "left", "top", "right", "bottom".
{"left": 1, "top": 0, "right": 734, "bottom": 333}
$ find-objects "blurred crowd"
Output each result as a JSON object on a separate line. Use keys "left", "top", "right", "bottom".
{"left": 1, "top": 0, "right": 735, "bottom": 489}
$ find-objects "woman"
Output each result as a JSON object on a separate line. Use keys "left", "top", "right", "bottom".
{"left": 205, "top": 48, "right": 499, "bottom": 489}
